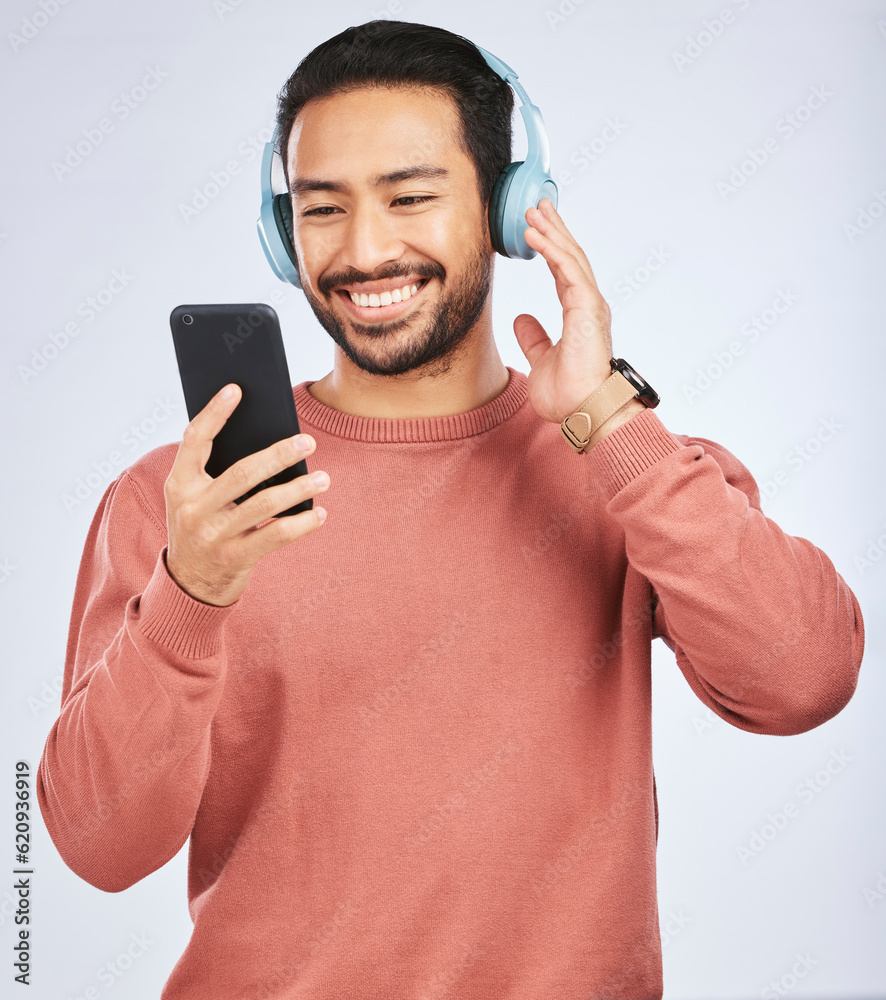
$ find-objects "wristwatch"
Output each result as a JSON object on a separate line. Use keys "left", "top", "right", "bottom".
{"left": 560, "top": 358, "right": 660, "bottom": 454}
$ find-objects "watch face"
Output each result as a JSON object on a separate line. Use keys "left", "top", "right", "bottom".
{"left": 612, "top": 358, "right": 660, "bottom": 408}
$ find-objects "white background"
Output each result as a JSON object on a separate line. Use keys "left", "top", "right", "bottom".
{"left": 1, "top": 0, "right": 884, "bottom": 997}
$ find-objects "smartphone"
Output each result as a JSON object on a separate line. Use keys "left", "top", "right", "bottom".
{"left": 169, "top": 303, "right": 312, "bottom": 518}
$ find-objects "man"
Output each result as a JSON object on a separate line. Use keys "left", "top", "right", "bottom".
{"left": 37, "top": 20, "right": 863, "bottom": 1000}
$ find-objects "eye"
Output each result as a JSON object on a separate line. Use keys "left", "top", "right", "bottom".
{"left": 393, "top": 196, "right": 436, "bottom": 207}
{"left": 302, "top": 205, "right": 339, "bottom": 217}
{"left": 302, "top": 195, "right": 436, "bottom": 217}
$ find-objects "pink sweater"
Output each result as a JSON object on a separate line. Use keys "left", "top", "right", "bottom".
{"left": 37, "top": 367, "right": 863, "bottom": 999}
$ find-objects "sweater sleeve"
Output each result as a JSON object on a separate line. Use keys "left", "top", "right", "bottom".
{"left": 36, "top": 469, "right": 240, "bottom": 892}
{"left": 584, "top": 408, "right": 864, "bottom": 736}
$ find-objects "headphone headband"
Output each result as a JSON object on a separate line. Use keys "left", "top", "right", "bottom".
{"left": 256, "top": 42, "right": 558, "bottom": 289}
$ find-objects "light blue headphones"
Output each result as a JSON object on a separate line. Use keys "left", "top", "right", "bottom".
{"left": 256, "top": 43, "right": 558, "bottom": 289}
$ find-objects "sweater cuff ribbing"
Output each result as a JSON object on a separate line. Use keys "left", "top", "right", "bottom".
{"left": 584, "top": 408, "right": 685, "bottom": 500}
{"left": 136, "top": 546, "right": 238, "bottom": 659}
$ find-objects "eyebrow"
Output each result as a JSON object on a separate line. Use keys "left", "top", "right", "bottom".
{"left": 289, "top": 164, "right": 449, "bottom": 197}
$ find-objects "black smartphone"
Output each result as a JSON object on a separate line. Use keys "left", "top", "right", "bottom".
{"left": 169, "top": 303, "right": 312, "bottom": 518}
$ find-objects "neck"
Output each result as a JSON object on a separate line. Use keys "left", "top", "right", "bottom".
{"left": 307, "top": 326, "right": 510, "bottom": 420}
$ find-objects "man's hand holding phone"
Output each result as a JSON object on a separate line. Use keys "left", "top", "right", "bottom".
{"left": 164, "top": 383, "right": 329, "bottom": 608}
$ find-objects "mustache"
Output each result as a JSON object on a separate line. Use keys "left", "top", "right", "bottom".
{"left": 318, "top": 261, "right": 446, "bottom": 296}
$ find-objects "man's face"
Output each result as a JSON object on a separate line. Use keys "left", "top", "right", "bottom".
{"left": 285, "top": 85, "right": 495, "bottom": 378}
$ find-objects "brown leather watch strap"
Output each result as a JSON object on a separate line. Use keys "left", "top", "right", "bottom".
{"left": 560, "top": 370, "right": 639, "bottom": 453}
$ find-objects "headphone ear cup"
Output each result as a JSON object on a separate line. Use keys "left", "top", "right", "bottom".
{"left": 488, "top": 162, "right": 521, "bottom": 258}
{"left": 272, "top": 193, "right": 301, "bottom": 289}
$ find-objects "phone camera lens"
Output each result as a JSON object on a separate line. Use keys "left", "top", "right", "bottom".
{"left": 182, "top": 314, "right": 193, "bottom": 325}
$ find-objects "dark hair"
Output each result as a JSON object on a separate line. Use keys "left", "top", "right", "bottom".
{"left": 274, "top": 20, "right": 514, "bottom": 209}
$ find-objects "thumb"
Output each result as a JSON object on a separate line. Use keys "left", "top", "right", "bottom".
{"left": 513, "top": 313, "right": 552, "bottom": 370}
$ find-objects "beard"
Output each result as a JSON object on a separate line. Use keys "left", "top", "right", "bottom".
{"left": 298, "top": 237, "right": 493, "bottom": 378}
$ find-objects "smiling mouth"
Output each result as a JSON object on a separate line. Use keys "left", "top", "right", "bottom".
{"left": 335, "top": 278, "right": 431, "bottom": 320}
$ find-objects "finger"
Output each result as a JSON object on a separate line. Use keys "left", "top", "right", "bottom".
{"left": 209, "top": 429, "right": 316, "bottom": 511}
{"left": 529, "top": 200, "right": 598, "bottom": 290}
{"left": 226, "top": 467, "right": 328, "bottom": 541}
{"left": 241, "top": 502, "right": 328, "bottom": 565}
{"left": 513, "top": 313, "right": 553, "bottom": 369}
{"left": 172, "top": 383, "right": 242, "bottom": 484}
{"left": 529, "top": 200, "right": 600, "bottom": 292}
{"left": 524, "top": 223, "right": 604, "bottom": 323}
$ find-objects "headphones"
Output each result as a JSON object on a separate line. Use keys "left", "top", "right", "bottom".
{"left": 256, "top": 43, "right": 558, "bottom": 290}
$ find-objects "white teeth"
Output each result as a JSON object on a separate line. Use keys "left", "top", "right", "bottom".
{"left": 347, "top": 280, "right": 423, "bottom": 307}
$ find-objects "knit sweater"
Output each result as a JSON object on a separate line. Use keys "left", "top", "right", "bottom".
{"left": 37, "top": 366, "right": 863, "bottom": 999}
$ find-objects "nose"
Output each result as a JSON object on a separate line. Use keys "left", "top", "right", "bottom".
{"left": 338, "top": 199, "right": 405, "bottom": 279}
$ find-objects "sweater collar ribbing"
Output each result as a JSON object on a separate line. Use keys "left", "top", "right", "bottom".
{"left": 292, "top": 366, "right": 528, "bottom": 444}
